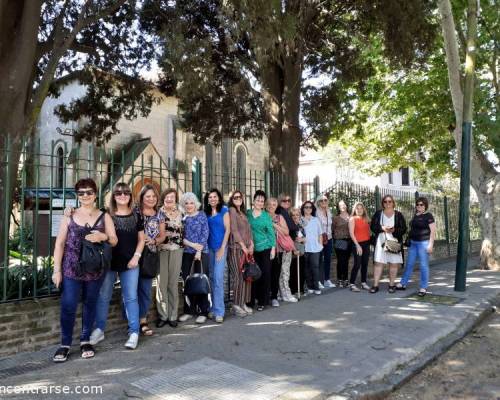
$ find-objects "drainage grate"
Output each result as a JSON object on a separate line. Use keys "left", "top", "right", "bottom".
{"left": 405, "top": 292, "right": 462, "bottom": 305}
{"left": 131, "top": 357, "right": 298, "bottom": 400}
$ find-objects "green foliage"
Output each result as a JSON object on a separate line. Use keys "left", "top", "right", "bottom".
{"left": 5, "top": 257, "right": 55, "bottom": 301}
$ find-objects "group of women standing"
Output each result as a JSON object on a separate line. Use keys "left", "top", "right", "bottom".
{"left": 52, "top": 178, "right": 436, "bottom": 363}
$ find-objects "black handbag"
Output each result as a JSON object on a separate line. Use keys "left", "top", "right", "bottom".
{"left": 334, "top": 239, "right": 349, "bottom": 251}
{"left": 241, "top": 255, "right": 262, "bottom": 282}
{"left": 78, "top": 212, "right": 111, "bottom": 276}
{"left": 184, "top": 258, "right": 211, "bottom": 296}
{"left": 140, "top": 246, "right": 160, "bottom": 278}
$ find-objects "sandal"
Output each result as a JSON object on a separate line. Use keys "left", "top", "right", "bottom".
{"left": 369, "top": 286, "right": 379, "bottom": 294}
{"left": 53, "top": 346, "right": 70, "bottom": 363}
{"left": 395, "top": 283, "right": 406, "bottom": 290}
{"left": 140, "top": 323, "right": 153, "bottom": 336}
{"left": 418, "top": 289, "right": 427, "bottom": 297}
{"left": 388, "top": 285, "right": 397, "bottom": 293}
{"left": 80, "top": 343, "right": 95, "bottom": 359}
{"left": 257, "top": 306, "right": 264, "bottom": 311}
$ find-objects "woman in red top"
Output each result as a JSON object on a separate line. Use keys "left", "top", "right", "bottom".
{"left": 348, "top": 202, "right": 371, "bottom": 292}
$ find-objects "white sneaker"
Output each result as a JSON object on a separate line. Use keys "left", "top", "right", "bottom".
{"left": 243, "top": 305, "right": 253, "bottom": 314}
{"left": 324, "top": 280, "right": 336, "bottom": 288}
{"left": 215, "top": 316, "right": 224, "bottom": 323}
{"left": 318, "top": 281, "right": 325, "bottom": 289}
{"left": 89, "top": 328, "right": 104, "bottom": 345}
{"left": 284, "top": 296, "right": 298, "bottom": 303}
{"left": 271, "top": 299, "right": 280, "bottom": 307}
{"left": 361, "top": 282, "right": 371, "bottom": 290}
{"left": 178, "top": 314, "right": 193, "bottom": 322}
{"left": 307, "top": 289, "right": 315, "bottom": 295}
{"left": 195, "top": 315, "right": 207, "bottom": 324}
{"left": 124, "top": 333, "right": 139, "bottom": 350}
{"left": 314, "top": 290, "right": 322, "bottom": 295}
{"left": 232, "top": 305, "right": 247, "bottom": 317}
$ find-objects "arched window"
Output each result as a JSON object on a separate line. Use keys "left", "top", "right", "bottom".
{"left": 235, "top": 145, "right": 247, "bottom": 193}
{"left": 56, "top": 147, "right": 64, "bottom": 188}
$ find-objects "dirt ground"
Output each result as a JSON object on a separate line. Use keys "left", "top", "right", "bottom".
{"left": 387, "top": 308, "right": 500, "bottom": 400}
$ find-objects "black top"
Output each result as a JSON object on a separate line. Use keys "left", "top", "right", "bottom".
{"left": 277, "top": 206, "right": 298, "bottom": 235}
{"left": 111, "top": 211, "right": 144, "bottom": 271}
{"left": 370, "top": 210, "right": 407, "bottom": 243}
{"left": 410, "top": 212, "right": 435, "bottom": 242}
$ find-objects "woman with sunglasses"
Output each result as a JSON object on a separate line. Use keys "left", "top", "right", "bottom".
{"left": 247, "top": 190, "right": 276, "bottom": 311}
{"left": 397, "top": 197, "right": 435, "bottom": 296}
{"left": 52, "top": 178, "right": 117, "bottom": 362}
{"left": 156, "top": 188, "right": 184, "bottom": 328}
{"left": 315, "top": 195, "right": 335, "bottom": 288}
{"left": 370, "top": 195, "right": 407, "bottom": 293}
{"left": 227, "top": 191, "right": 254, "bottom": 317}
{"left": 136, "top": 184, "right": 166, "bottom": 335}
{"left": 89, "top": 183, "right": 145, "bottom": 350}
{"left": 288, "top": 207, "right": 306, "bottom": 296}
{"left": 204, "top": 188, "right": 230, "bottom": 324}
{"left": 332, "top": 200, "right": 352, "bottom": 288}
{"left": 301, "top": 201, "right": 323, "bottom": 295}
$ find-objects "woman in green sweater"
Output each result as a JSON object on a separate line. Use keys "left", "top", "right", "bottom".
{"left": 247, "top": 190, "right": 276, "bottom": 311}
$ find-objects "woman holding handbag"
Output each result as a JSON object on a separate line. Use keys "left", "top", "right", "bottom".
{"left": 52, "top": 178, "right": 117, "bottom": 362}
{"left": 370, "top": 195, "right": 407, "bottom": 294}
{"left": 247, "top": 190, "right": 276, "bottom": 311}
{"left": 332, "top": 200, "right": 352, "bottom": 288}
{"left": 156, "top": 188, "right": 184, "bottom": 328}
{"left": 227, "top": 191, "right": 254, "bottom": 317}
{"left": 289, "top": 207, "right": 306, "bottom": 297}
{"left": 136, "top": 184, "right": 166, "bottom": 336}
{"left": 89, "top": 182, "right": 145, "bottom": 350}
{"left": 178, "top": 192, "right": 211, "bottom": 324}
{"left": 267, "top": 197, "right": 297, "bottom": 305}
{"left": 316, "top": 195, "right": 335, "bottom": 288}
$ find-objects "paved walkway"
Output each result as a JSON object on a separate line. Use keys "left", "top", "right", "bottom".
{"left": 1, "top": 256, "right": 499, "bottom": 400}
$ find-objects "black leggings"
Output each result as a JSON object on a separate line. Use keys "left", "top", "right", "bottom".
{"left": 181, "top": 252, "right": 210, "bottom": 316}
{"left": 251, "top": 248, "right": 272, "bottom": 307}
{"left": 335, "top": 245, "right": 351, "bottom": 281}
{"left": 289, "top": 255, "right": 306, "bottom": 294}
{"left": 271, "top": 253, "right": 282, "bottom": 300}
{"left": 350, "top": 241, "right": 370, "bottom": 284}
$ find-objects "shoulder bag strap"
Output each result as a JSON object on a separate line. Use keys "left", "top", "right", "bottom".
{"left": 91, "top": 211, "right": 106, "bottom": 230}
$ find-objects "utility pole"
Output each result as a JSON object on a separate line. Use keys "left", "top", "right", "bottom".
{"left": 455, "top": 0, "right": 479, "bottom": 292}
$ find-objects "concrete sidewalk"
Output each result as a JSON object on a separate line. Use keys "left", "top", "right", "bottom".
{"left": 1, "top": 256, "right": 499, "bottom": 400}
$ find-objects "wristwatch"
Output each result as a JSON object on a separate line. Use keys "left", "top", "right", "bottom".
{"left": 134, "top": 252, "right": 142, "bottom": 258}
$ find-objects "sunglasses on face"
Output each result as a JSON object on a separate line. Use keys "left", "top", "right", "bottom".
{"left": 320, "top": 199, "right": 328, "bottom": 202}
{"left": 114, "top": 190, "right": 131, "bottom": 196}
{"left": 281, "top": 199, "right": 291, "bottom": 203}
{"left": 416, "top": 203, "right": 425, "bottom": 207}
{"left": 77, "top": 190, "right": 95, "bottom": 197}
{"left": 304, "top": 206, "right": 312, "bottom": 209}
{"left": 383, "top": 200, "right": 393, "bottom": 204}
{"left": 233, "top": 196, "right": 242, "bottom": 200}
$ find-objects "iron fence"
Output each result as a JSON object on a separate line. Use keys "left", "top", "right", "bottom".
{"left": 0, "top": 138, "right": 482, "bottom": 303}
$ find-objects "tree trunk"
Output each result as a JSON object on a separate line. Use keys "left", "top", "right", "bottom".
{"left": 0, "top": 0, "right": 42, "bottom": 267}
{"left": 260, "top": 54, "right": 302, "bottom": 199}
{"left": 438, "top": 0, "right": 500, "bottom": 270}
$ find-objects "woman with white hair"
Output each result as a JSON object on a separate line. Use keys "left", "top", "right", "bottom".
{"left": 178, "top": 192, "right": 210, "bottom": 324}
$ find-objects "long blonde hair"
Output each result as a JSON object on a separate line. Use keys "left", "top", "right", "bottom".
{"left": 351, "top": 202, "right": 370, "bottom": 223}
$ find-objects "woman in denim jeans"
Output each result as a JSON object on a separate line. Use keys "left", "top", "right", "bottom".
{"left": 316, "top": 194, "right": 335, "bottom": 288}
{"left": 397, "top": 197, "right": 436, "bottom": 296}
{"left": 52, "top": 178, "right": 117, "bottom": 362}
{"left": 204, "top": 188, "right": 230, "bottom": 323}
{"left": 136, "top": 184, "right": 166, "bottom": 335}
{"left": 89, "top": 183, "right": 145, "bottom": 350}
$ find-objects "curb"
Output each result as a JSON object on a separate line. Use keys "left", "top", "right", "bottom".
{"left": 327, "top": 292, "right": 500, "bottom": 400}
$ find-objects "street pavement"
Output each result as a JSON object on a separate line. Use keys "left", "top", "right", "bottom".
{"left": 0, "top": 256, "right": 498, "bottom": 400}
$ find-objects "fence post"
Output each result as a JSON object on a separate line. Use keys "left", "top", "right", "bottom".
{"left": 375, "top": 185, "right": 381, "bottom": 210}
{"left": 415, "top": 191, "right": 419, "bottom": 202}
{"left": 313, "top": 175, "right": 320, "bottom": 200}
{"left": 2, "top": 136, "right": 11, "bottom": 301}
{"left": 443, "top": 196, "right": 451, "bottom": 256}
{"left": 192, "top": 159, "right": 202, "bottom": 200}
{"left": 265, "top": 170, "right": 270, "bottom": 196}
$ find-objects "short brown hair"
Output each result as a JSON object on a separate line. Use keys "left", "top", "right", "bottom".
{"left": 160, "top": 188, "right": 178, "bottom": 205}
{"left": 416, "top": 197, "right": 429, "bottom": 211}
{"left": 75, "top": 178, "right": 97, "bottom": 193}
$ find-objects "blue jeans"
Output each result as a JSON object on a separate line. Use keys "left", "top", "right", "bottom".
{"left": 400, "top": 240, "right": 430, "bottom": 289}
{"left": 138, "top": 276, "right": 153, "bottom": 319}
{"left": 320, "top": 239, "right": 333, "bottom": 282}
{"left": 95, "top": 268, "right": 140, "bottom": 335}
{"left": 60, "top": 275, "right": 103, "bottom": 346}
{"left": 209, "top": 247, "right": 227, "bottom": 317}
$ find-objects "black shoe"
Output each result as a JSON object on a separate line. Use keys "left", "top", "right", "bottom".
{"left": 369, "top": 286, "right": 379, "bottom": 294}
{"left": 388, "top": 285, "right": 396, "bottom": 293}
{"left": 167, "top": 319, "right": 178, "bottom": 328}
{"left": 156, "top": 319, "right": 168, "bottom": 328}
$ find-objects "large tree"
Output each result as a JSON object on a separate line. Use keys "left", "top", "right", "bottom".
{"left": 326, "top": 0, "right": 499, "bottom": 269}
{"left": 141, "top": 0, "right": 436, "bottom": 192}
{"left": 0, "top": 1, "right": 155, "bottom": 261}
